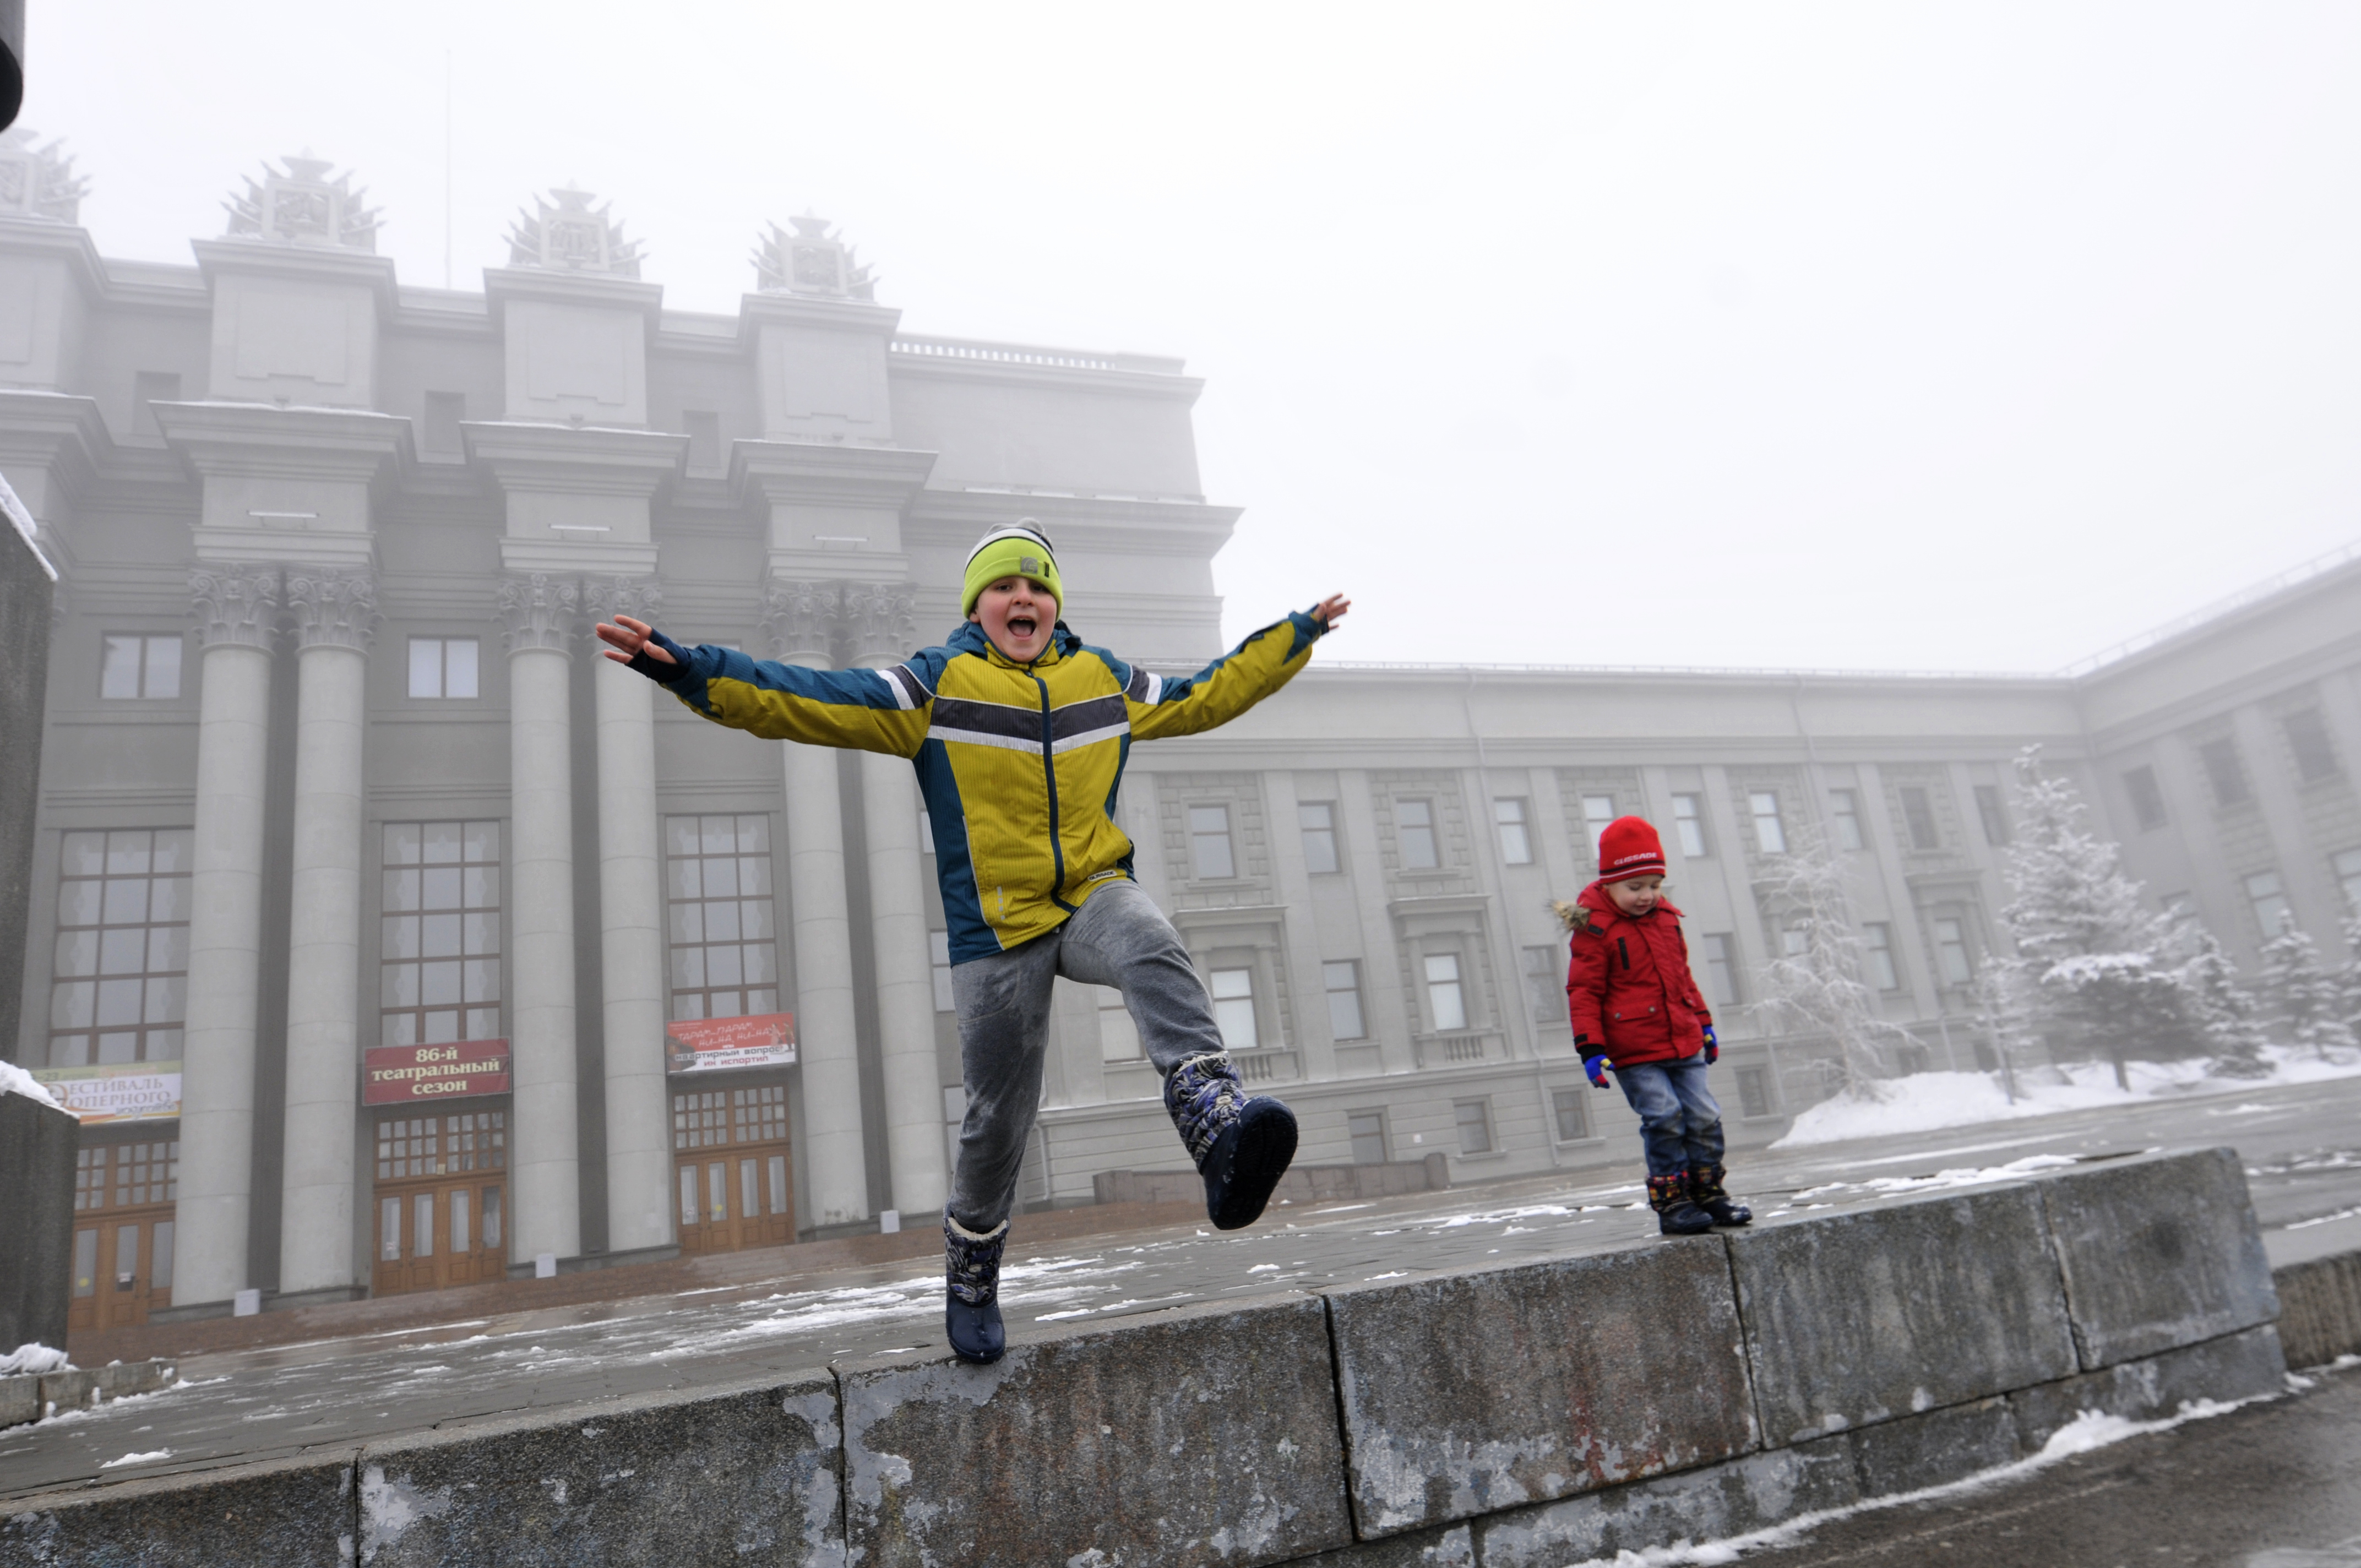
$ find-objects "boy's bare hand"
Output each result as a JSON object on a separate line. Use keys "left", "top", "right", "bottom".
{"left": 595, "top": 614, "right": 674, "bottom": 667}
{"left": 1312, "top": 594, "right": 1351, "bottom": 631}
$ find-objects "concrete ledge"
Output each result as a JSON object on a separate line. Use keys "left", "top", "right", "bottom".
{"left": 2008, "top": 1324, "right": 2289, "bottom": 1451}
{"left": 0, "top": 1451, "right": 353, "bottom": 1568}
{"left": 1325, "top": 1242, "right": 1755, "bottom": 1537}
{"left": 1729, "top": 1182, "right": 2077, "bottom": 1444}
{"left": 1473, "top": 1441, "right": 1859, "bottom": 1568}
{"left": 2041, "top": 1147, "right": 2279, "bottom": 1370}
{"left": 840, "top": 1293, "right": 1351, "bottom": 1568}
{"left": 2275, "top": 1250, "right": 2361, "bottom": 1368}
{"left": 1, "top": 1359, "right": 173, "bottom": 1430}
{"left": 357, "top": 1373, "right": 841, "bottom": 1567}
{"left": 1287, "top": 1521, "right": 1475, "bottom": 1566}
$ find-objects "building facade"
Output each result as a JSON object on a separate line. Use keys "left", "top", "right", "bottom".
{"left": 7, "top": 137, "right": 2361, "bottom": 1324}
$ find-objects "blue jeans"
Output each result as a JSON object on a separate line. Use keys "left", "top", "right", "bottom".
{"left": 1615, "top": 1058, "right": 1726, "bottom": 1180}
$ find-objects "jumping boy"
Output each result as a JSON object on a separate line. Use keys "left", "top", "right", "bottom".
{"left": 1555, "top": 814, "right": 1751, "bottom": 1237}
{"left": 596, "top": 521, "right": 1348, "bottom": 1363}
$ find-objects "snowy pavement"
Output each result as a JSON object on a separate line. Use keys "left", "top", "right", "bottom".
{"left": 6, "top": 1070, "right": 2358, "bottom": 1504}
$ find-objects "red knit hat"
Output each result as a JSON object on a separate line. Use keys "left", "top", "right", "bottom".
{"left": 1597, "top": 815, "right": 1667, "bottom": 885}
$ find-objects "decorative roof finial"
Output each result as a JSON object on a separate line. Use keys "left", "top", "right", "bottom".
{"left": 753, "top": 213, "right": 875, "bottom": 301}
{"left": 0, "top": 128, "right": 92, "bottom": 225}
{"left": 222, "top": 154, "right": 382, "bottom": 251}
{"left": 505, "top": 187, "right": 644, "bottom": 277}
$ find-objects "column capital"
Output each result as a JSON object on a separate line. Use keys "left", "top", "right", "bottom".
{"left": 842, "top": 579, "right": 918, "bottom": 668}
{"left": 496, "top": 573, "right": 581, "bottom": 657}
{"left": 759, "top": 578, "right": 841, "bottom": 666}
{"left": 284, "top": 565, "right": 378, "bottom": 653}
{"left": 189, "top": 564, "right": 282, "bottom": 653}
{"left": 580, "top": 573, "right": 663, "bottom": 628}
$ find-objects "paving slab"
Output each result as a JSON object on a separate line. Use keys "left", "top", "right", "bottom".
{"left": 1475, "top": 1441, "right": 1859, "bottom": 1568}
{"left": 1729, "top": 1182, "right": 2077, "bottom": 1445}
{"left": 839, "top": 1292, "right": 1350, "bottom": 1568}
{"left": 1324, "top": 1239, "right": 1756, "bottom": 1539}
{"left": 2039, "top": 1146, "right": 2279, "bottom": 1369}
{"left": 355, "top": 1372, "right": 841, "bottom": 1568}
{"left": 0, "top": 1451, "right": 352, "bottom": 1568}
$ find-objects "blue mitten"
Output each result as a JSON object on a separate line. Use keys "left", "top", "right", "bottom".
{"left": 1584, "top": 1053, "right": 1611, "bottom": 1090}
{"left": 1701, "top": 1024, "right": 1719, "bottom": 1066}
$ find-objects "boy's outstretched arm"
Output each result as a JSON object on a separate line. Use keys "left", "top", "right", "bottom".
{"left": 1126, "top": 594, "right": 1350, "bottom": 742}
{"left": 595, "top": 613, "right": 930, "bottom": 757}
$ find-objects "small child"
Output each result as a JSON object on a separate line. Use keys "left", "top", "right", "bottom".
{"left": 597, "top": 521, "right": 1348, "bottom": 1363}
{"left": 1555, "top": 815, "right": 1751, "bottom": 1237}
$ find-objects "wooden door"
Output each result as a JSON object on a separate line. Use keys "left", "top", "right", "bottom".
{"left": 371, "top": 1110, "right": 507, "bottom": 1296}
{"left": 66, "top": 1141, "right": 177, "bottom": 1335}
{"left": 671, "top": 1084, "right": 795, "bottom": 1255}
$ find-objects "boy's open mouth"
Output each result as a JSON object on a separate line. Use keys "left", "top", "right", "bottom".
{"left": 1007, "top": 614, "right": 1037, "bottom": 639}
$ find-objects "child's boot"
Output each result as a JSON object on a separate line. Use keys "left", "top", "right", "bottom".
{"left": 1688, "top": 1164, "right": 1753, "bottom": 1228}
{"left": 1648, "top": 1173, "right": 1713, "bottom": 1236}
{"left": 1165, "top": 1052, "right": 1298, "bottom": 1231}
{"left": 944, "top": 1210, "right": 1009, "bottom": 1365}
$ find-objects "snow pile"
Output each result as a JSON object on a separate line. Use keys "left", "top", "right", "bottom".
{"left": 0, "top": 1343, "right": 72, "bottom": 1377}
{"left": 97, "top": 1449, "right": 172, "bottom": 1470}
{"left": 1772, "top": 1044, "right": 2361, "bottom": 1148}
{"left": 0, "top": 1060, "right": 62, "bottom": 1110}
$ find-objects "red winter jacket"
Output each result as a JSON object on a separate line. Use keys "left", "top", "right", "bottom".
{"left": 1560, "top": 880, "right": 1712, "bottom": 1068}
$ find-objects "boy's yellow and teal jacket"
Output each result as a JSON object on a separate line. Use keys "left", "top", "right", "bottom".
{"left": 640, "top": 611, "right": 1328, "bottom": 964}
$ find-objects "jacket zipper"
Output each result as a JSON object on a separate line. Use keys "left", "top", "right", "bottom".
{"left": 1617, "top": 936, "right": 1630, "bottom": 971}
{"left": 1034, "top": 669, "right": 1076, "bottom": 911}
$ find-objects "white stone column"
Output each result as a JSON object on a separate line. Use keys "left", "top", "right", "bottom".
{"left": 763, "top": 580, "right": 868, "bottom": 1228}
{"left": 175, "top": 566, "right": 280, "bottom": 1309}
{"left": 498, "top": 574, "right": 582, "bottom": 1266}
{"left": 583, "top": 576, "right": 672, "bottom": 1256}
{"left": 847, "top": 581, "right": 951, "bottom": 1218}
{"left": 276, "top": 567, "right": 374, "bottom": 1299}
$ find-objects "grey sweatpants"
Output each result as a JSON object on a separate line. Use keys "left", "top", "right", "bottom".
{"left": 948, "top": 878, "right": 1226, "bottom": 1231}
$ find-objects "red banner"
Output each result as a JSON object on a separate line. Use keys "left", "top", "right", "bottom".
{"left": 364, "top": 1039, "right": 511, "bottom": 1104}
{"left": 666, "top": 1012, "right": 797, "bottom": 1075}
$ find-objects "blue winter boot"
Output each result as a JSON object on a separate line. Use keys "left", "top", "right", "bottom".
{"left": 944, "top": 1210, "right": 1009, "bottom": 1365}
{"left": 1165, "top": 1052, "right": 1298, "bottom": 1231}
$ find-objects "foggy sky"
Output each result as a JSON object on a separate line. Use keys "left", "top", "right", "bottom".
{"left": 26, "top": 3, "right": 2361, "bottom": 672}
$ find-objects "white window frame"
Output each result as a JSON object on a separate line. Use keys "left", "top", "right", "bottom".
{"left": 1494, "top": 797, "right": 1532, "bottom": 865}
{"left": 1397, "top": 799, "right": 1440, "bottom": 870}
{"left": 1672, "top": 793, "right": 1708, "bottom": 857}
{"left": 2244, "top": 870, "right": 2292, "bottom": 939}
{"left": 100, "top": 634, "right": 183, "bottom": 700}
{"left": 1863, "top": 922, "right": 1900, "bottom": 992}
{"left": 1323, "top": 960, "right": 1366, "bottom": 1041}
{"left": 1299, "top": 801, "right": 1341, "bottom": 875}
{"left": 1827, "top": 788, "right": 1864, "bottom": 851}
{"left": 407, "top": 636, "right": 481, "bottom": 700}
{"left": 1423, "top": 952, "right": 1467, "bottom": 1032}
{"left": 1189, "top": 804, "right": 1237, "bottom": 880}
{"left": 1210, "top": 966, "right": 1259, "bottom": 1052}
{"left": 1581, "top": 794, "right": 1616, "bottom": 862}
{"left": 1749, "top": 791, "right": 1787, "bottom": 854}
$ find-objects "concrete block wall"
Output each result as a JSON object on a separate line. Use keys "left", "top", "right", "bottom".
{"left": 0, "top": 1151, "right": 2299, "bottom": 1567}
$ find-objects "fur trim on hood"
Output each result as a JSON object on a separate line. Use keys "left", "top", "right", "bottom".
{"left": 1550, "top": 898, "right": 1595, "bottom": 933}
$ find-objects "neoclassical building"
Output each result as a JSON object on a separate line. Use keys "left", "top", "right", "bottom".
{"left": 6, "top": 136, "right": 2360, "bottom": 1328}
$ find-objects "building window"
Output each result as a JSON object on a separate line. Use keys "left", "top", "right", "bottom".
{"left": 1899, "top": 786, "right": 1941, "bottom": 851}
{"left": 1347, "top": 1109, "right": 1388, "bottom": 1165}
{"left": 1932, "top": 917, "right": 1974, "bottom": 986}
{"left": 1863, "top": 923, "right": 1900, "bottom": 991}
{"left": 2284, "top": 710, "right": 2340, "bottom": 785}
{"left": 1494, "top": 798, "right": 1532, "bottom": 865}
{"left": 1096, "top": 986, "right": 1141, "bottom": 1062}
{"left": 407, "top": 638, "right": 480, "bottom": 700}
{"left": 683, "top": 409, "right": 723, "bottom": 471}
{"left": 2335, "top": 848, "right": 2361, "bottom": 916}
{"left": 99, "top": 635, "right": 182, "bottom": 700}
{"left": 1522, "top": 945, "right": 1566, "bottom": 1023}
{"left": 1672, "top": 793, "right": 1708, "bottom": 857}
{"left": 1209, "top": 967, "right": 1258, "bottom": 1052}
{"left": 1454, "top": 1098, "right": 1494, "bottom": 1156}
{"left": 2198, "top": 739, "right": 2249, "bottom": 807}
{"left": 929, "top": 930, "right": 954, "bottom": 1012}
{"left": 1782, "top": 927, "right": 1808, "bottom": 959}
{"left": 381, "top": 821, "right": 502, "bottom": 1048}
{"left": 2244, "top": 871, "right": 2293, "bottom": 939}
{"left": 1974, "top": 785, "right": 2010, "bottom": 847}
{"left": 1736, "top": 1066, "right": 1773, "bottom": 1119}
{"left": 2124, "top": 765, "right": 2168, "bottom": 831}
{"left": 1701, "top": 933, "right": 1740, "bottom": 1008}
{"left": 1397, "top": 799, "right": 1440, "bottom": 870}
{"left": 1189, "top": 804, "right": 1236, "bottom": 880}
{"left": 422, "top": 390, "right": 466, "bottom": 456}
{"left": 1423, "top": 953, "right": 1467, "bottom": 1032}
{"left": 1323, "top": 960, "right": 1366, "bottom": 1041}
{"left": 1749, "top": 791, "right": 1787, "bottom": 854}
{"left": 1299, "top": 802, "right": 1341, "bottom": 874}
{"left": 663, "top": 814, "right": 779, "bottom": 1020}
{"left": 1552, "top": 1087, "right": 1590, "bottom": 1143}
{"left": 1828, "top": 788, "right": 1864, "bottom": 851}
{"left": 132, "top": 371, "right": 179, "bottom": 438}
{"left": 1581, "top": 794, "right": 1616, "bottom": 862}
{"left": 48, "top": 829, "right": 192, "bottom": 1068}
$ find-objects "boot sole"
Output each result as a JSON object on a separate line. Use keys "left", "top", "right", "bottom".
{"left": 945, "top": 1300, "right": 1005, "bottom": 1365}
{"left": 1208, "top": 1099, "right": 1298, "bottom": 1231}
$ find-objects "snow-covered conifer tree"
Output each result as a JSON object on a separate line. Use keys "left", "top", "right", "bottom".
{"left": 2181, "top": 929, "right": 2271, "bottom": 1078}
{"left": 2254, "top": 925, "right": 2359, "bottom": 1061}
{"left": 1997, "top": 748, "right": 2201, "bottom": 1086}
{"left": 1756, "top": 819, "right": 1917, "bottom": 1097}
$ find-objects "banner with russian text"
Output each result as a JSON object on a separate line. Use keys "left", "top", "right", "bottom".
{"left": 363, "top": 1039, "right": 510, "bottom": 1104}
{"left": 666, "top": 1012, "right": 796, "bottom": 1074}
{"left": 33, "top": 1061, "right": 182, "bottom": 1124}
